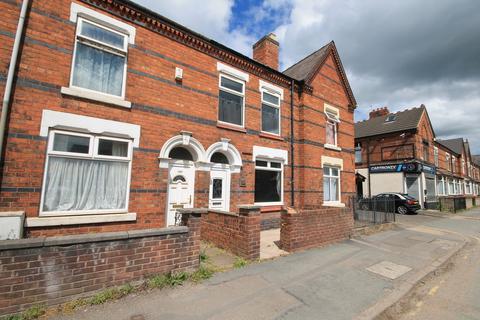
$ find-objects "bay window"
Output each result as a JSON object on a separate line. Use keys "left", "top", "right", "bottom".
{"left": 254, "top": 159, "right": 283, "bottom": 204}
{"left": 261, "top": 91, "right": 280, "bottom": 135}
{"left": 71, "top": 18, "right": 128, "bottom": 97}
{"left": 218, "top": 74, "right": 245, "bottom": 127}
{"left": 323, "top": 166, "right": 340, "bottom": 203}
{"left": 41, "top": 130, "right": 132, "bottom": 215}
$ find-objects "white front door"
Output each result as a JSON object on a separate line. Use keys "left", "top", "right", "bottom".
{"left": 209, "top": 168, "right": 230, "bottom": 212}
{"left": 166, "top": 162, "right": 195, "bottom": 226}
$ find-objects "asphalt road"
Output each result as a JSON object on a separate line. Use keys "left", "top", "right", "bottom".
{"left": 382, "top": 209, "right": 480, "bottom": 320}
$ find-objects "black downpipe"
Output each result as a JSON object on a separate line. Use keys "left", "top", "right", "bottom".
{"left": 290, "top": 80, "right": 295, "bottom": 207}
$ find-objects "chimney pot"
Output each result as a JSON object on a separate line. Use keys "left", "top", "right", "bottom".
{"left": 253, "top": 33, "right": 279, "bottom": 70}
{"left": 369, "top": 106, "right": 390, "bottom": 119}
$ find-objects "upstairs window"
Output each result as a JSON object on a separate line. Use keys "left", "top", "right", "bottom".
{"left": 423, "top": 143, "right": 429, "bottom": 162}
{"left": 325, "top": 106, "right": 340, "bottom": 147}
{"left": 41, "top": 130, "right": 132, "bottom": 215}
{"left": 261, "top": 91, "right": 281, "bottom": 135}
{"left": 434, "top": 147, "right": 439, "bottom": 167}
{"left": 71, "top": 18, "right": 128, "bottom": 97}
{"left": 218, "top": 75, "right": 245, "bottom": 127}
{"left": 355, "top": 144, "right": 362, "bottom": 163}
{"left": 446, "top": 153, "right": 451, "bottom": 171}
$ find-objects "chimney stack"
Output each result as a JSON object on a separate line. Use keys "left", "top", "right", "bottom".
{"left": 253, "top": 33, "right": 279, "bottom": 70}
{"left": 369, "top": 107, "right": 390, "bottom": 119}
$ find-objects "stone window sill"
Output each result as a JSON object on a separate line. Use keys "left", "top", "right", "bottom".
{"left": 61, "top": 87, "right": 132, "bottom": 109}
{"left": 259, "top": 132, "right": 284, "bottom": 141}
{"left": 322, "top": 202, "right": 345, "bottom": 208}
{"left": 216, "top": 122, "right": 247, "bottom": 133}
{"left": 325, "top": 144, "right": 342, "bottom": 151}
{"left": 25, "top": 212, "right": 137, "bottom": 227}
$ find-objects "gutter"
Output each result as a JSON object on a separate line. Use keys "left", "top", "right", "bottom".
{"left": 290, "top": 80, "right": 295, "bottom": 206}
{"left": 0, "top": 0, "right": 30, "bottom": 159}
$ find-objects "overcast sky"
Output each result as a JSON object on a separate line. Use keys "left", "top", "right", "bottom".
{"left": 134, "top": 0, "right": 480, "bottom": 153}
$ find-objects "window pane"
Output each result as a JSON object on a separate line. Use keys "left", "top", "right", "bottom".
{"left": 212, "top": 179, "right": 223, "bottom": 199}
{"left": 211, "top": 152, "right": 229, "bottom": 164}
{"left": 255, "top": 169, "right": 281, "bottom": 203}
{"left": 72, "top": 43, "right": 125, "bottom": 96}
{"left": 331, "top": 168, "right": 339, "bottom": 176}
{"left": 326, "top": 121, "right": 336, "bottom": 145}
{"left": 331, "top": 177, "right": 339, "bottom": 201}
{"left": 220, "top": 76, "right": 243, "bottom": 93}
{"left": 169, "top": 147, "right": 193, "bottom": 161}
{"left": 256, "top": 160, "right": 268, "bottom": 167}
{"left": 263, "top": 92, "right": 279, "bottom": 105}
{"left": 323, "top": 167, "right": 330, "bottom": 176}
{"left": 323, "top": 177, "right": 330, "bottom": 201}
{"left": 53, "top": 133, "right": 90, "bottom": 154}
{"left": 262, "top": 104, "right": 279, "bottom": 134}
{"left": 81, "top": 21, "right": 125, "bottom": 49}
{"left": 270, "top": 162, "right": 281, "bottom": 168}
{"left": 355, "top": 148, "right": 362, "bottom": 163}
{"left": 98, "top": 139, "right": 128, "bottom": 157}
{"left": 219, "top": 90, "right": 243, "bottom": 125}
{"left": 43, "top": 157, "right": 128, "bottom": 212}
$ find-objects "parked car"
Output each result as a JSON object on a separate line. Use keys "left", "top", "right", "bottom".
{"left": 358, "top": 193, "right": 421, "bottom": 214}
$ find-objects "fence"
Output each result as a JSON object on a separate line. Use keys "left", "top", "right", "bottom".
{"left": 350, "top": 196, "right": 396, "bottom": 226}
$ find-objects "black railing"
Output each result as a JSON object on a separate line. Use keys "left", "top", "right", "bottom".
{"left": 350, "top": 196, "right": 396, "bottom": 226}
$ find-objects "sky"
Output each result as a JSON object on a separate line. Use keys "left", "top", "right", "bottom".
{"left": 134, "top": 0, "right": 480, "bottom": 153}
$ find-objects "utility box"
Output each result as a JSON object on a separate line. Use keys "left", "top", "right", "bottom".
{"left": 0, "top": 211, "right": 25, "bottom": 240}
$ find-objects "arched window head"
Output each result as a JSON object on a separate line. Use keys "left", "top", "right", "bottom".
{"left": 211, "top": 152, "right": 229, "bottom": 164}
{"left": 169, "top": 147, "right": 194, "bottom": 161}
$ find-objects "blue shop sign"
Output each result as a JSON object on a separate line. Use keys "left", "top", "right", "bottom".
{"left": 369, "top": 162, "right": 421, "bottom": 173}
{"left": 422, "top": 164, "right": 436, "bottom": 175}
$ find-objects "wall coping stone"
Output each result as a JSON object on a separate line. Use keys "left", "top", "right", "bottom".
{"left": 178, "top": 208, "right": 207, "bottom": 217}
{"left": 207, "top": 209, "right": 239, "bottom": 217}
{"left": 237, "top": 205, "right": 261, "bottom": 210}
{"left": 0, "top": 226, "right": 189, "bottom": 251}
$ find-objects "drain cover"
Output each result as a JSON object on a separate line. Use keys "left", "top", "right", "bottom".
{"left": 366, "top": 261, "right": 412, "bottom": 279}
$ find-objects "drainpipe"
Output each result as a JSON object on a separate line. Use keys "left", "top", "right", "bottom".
{"left": 0, "top": 0, "right": 30, "bottom": 160}
{"left": 290, "top": 80, "right": 295, "bottom": 207}
{"left": 367, "top": 139, "right": 371, "bottom": 197}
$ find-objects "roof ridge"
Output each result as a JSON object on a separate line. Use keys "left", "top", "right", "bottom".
{"left": 283, "top": 41, "right": 332, "bottom": 73}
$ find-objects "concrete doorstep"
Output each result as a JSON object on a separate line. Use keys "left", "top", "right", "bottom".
{"left": 50, "top": 218, "right": 469, "bottom": 320}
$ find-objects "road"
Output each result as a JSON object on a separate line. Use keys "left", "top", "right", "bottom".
{"left": 52, "top": 209, "right": 480, "bottom": 320}
{"left": 381, "top": 209, "right": 480, "bottom": 320}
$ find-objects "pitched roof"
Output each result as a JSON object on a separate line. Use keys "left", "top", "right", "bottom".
{"left": 472, "top": 155, "right": 480, "bottom": 166}
{"left": 283, "top": 41, "right": 356, "bottom": 107}
{"left": 355, "top": 105, "right": 425, "bottom": 139}
{"left": 436, "top": 138, "right": 465, "bottom": 155}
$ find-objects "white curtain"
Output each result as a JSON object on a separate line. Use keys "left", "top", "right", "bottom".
{"left": 43, "top": 157, "right": 128, "bottom": 212}
{"left": 72, "top": 43, "right": 124, "bottom": 96}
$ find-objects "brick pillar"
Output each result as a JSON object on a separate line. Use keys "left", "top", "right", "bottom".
{"left": 280, "top": 207, "right": 297, "bottom": 251}
{"left": 238, "top": 205, "right": 261, "bottom": 260}
{"left": 195, "top": 171, "right": 209, "bottom": 209}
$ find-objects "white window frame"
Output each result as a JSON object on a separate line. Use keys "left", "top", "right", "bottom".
{"left": 324, "top": 105, "right": 340, "bottom": 150}
{"left": 260, "top": 89, "right": 281, "bottom": 136}
{"left": 40, "top": 129, "right": 133, "bottom": 217}
{"left": 434, "top": 146, "right": 439, "bottom": 167}
{"left": 254, "top": 159, "right": 284, "bottom": 206}
{"left": 355, "top": 144, "right": 362, "bottom": 163}
{"left": 323, "top": 165, "right": 341, "bottom": 205}
{"left": 69, "top": 17, "right": 129, "bottom": 100}
{"left": 218, "top": 73, "right": 245, "bottom": 128}
{"left": 446, "top": 153, "right": 451, "bottom": 171}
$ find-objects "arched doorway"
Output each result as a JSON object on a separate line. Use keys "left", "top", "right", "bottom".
{"left": 206, "top": 139, "right": 242, "bottom": 212}
{"left": 159, "top": 133, "right": 206, "bottom": 226}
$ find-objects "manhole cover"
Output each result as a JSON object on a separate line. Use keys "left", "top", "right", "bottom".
{"left": 366, "top": 261, "right": 412, "bottom": 279}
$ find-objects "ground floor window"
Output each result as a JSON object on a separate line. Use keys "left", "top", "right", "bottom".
{"left": 41, "top": 130, "right": 132, "bottom": 215}
{"left": 254, "top": 159, "right": 283, "bottom": 204}
{"left": 436, "top": 176, "right": 445, "bottom": 195}
{"left": 323, "top": 166, "right": 340, "bottom": 202}
{"left": 465, "top": 181, "right": 472, "bottom": 194}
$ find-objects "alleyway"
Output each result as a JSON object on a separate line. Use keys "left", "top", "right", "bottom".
{"left": 52, "top": 209, "right": 480, "bottom": 320}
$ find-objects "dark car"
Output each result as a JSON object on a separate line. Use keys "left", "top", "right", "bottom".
{"left": 358, "top": 193, "right": 421, "bottom": 214}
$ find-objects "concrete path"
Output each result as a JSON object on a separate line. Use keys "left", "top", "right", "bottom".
{"left": 51, "top": 213, "right": 474, "bottom": 320}
{"left": 260, "top": 228, "right": 288, "bottom": 260}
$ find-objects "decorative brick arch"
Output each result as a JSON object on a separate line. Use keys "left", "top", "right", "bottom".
{"left": 205, "top": 138, "right": 242, "bottom": 173}
{"left": 159, "top": 132, "right": 206, "bottom": 168}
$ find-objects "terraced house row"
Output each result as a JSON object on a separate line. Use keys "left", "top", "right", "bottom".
{"left": 355, "top": 106, "right": 480, "bottom": 211}
{"left": 0, "top": 0, "right": 356, "bottom": 238}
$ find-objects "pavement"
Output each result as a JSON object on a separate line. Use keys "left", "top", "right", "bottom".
{"left": 50, "top": 209, "right": 480, "bottom": 320}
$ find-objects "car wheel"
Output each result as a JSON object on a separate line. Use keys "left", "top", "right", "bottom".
{"left": 397, "top": 205, "right": 408, "bottom": 215}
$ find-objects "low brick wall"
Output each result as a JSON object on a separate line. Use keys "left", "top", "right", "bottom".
{"left": 198, "top": 206, "right": 261, "bottom": 260}
{"left": 0, "top": 215, "right": 200, "bottom": 317}
{"left": 280, "top": 207, "right": 353, "bottom": 252}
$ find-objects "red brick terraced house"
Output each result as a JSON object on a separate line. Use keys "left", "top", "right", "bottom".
{"left": 0, "top": 0, "right": 357, "bottom": 238}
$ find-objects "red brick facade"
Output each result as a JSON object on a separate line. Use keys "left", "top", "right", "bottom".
{"left": 0, "top": 0, "right": 356, "bottom": 237}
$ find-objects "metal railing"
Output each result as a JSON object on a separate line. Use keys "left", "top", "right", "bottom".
{"left": 350, "top": 196, "right": 396, "bottom": 225}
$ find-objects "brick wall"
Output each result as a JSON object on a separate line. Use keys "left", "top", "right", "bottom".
{"left": 280, "top": 207, "right": 353, "bottom": 252}
{"left": 0, "top": 215, "right": 200, "bottom": 317}
{"left": 199, "top": 207, "right": 260, "bottom": 260}
{"left": 260, "top": 210, "right": 281, "bottom": 230}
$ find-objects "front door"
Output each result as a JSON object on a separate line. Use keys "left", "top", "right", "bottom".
{"left": 209, "top": 168, "right": 230, "bottom": 212}
{"left": 166, "top": 162, "right": 195, "bottom": 226}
